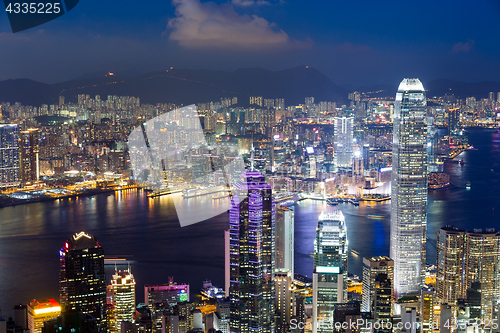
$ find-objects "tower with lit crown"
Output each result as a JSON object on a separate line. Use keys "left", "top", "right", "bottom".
{"left": 312, "top": 207, "right": 348, "bottom": 333}
{"left": 59, "top": 231, "right": 106, "bottom": 331}
{"left": 390, "top": 78, "right": 428, "bottom": 296}
{"left": 107, "top": 268, "right": 136, "bottom": 333}
{"left": 229, "top": 171, "right": 275, "bottom": 333}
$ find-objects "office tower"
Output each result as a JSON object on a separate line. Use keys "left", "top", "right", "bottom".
{"left": 421, "top": 289, "right": 439, "bottom": 333}
{"left": 333, "top": 117, "right": 354, "bottom": 169}
{"left": 352, "top": 155, "right": 363, "bottom": 176}
{"left": 20, "top": 128, "right": 40, "bottom": 184}
{"left": 464, "top": 229, "right": 500, "bottom": 322}
{"left": 447, "top": 108, "right": 460, "bottom": 134}
{"left": 373, "top": 274, "right": 393, "bottom": 327}
{"left": 144, "top": 279, "right": 189, "bottom": 307}
{"left": 107, "top": 269, "right": 136, "bottom": 333}
{"left": 275, "top": 206, "right": 294, "bottom": 277}
{"left": 312, "top": 208, "right": 348, "bottom": 333}
{"left": 436, "top": 226, "right": 466, "bottom": 304}
{"left": 332, "top": 303, "right": 361, "bottom": 333}
{"left": 427, "top": 116, "right": 441, "bottom": 173}
{"left": 390, "top": 78, "right": 428, "bottom": 297}
{"left": 362, "top": 144, "right": 370, "bottom": 169}
{"left": 13, "top": 304, "right": 28, "bottom": 330}
{"left": 225, "top": 229, "right": 230, "bottom": 298}
{"left": 27, "top": 299, "right": 61, "bottom": 333}
{"left": 0, "top": 124, "right": 20, "bottom": 189}
{"left": 361, "top": 256, "right": 394, "bottom": 313}
{"left": 274, "top": 269, "right": 293, "bottom": 332}
{"left": 229, "top": 171, "right": 275, "bottom": 333}
{"left": 59, "top": 231, "right": 106, "bottom": 331}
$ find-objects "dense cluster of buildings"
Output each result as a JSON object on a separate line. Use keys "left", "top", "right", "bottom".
{"left": 1, "top": 79, "right": 500, "bottom": 333}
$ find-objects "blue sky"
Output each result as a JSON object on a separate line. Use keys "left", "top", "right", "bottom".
{"left": 0, "top": 0, "right": 499, "bottom": 87}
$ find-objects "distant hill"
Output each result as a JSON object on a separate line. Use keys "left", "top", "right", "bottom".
{"left": 0, "top": 79, "right": 58, "bottom": 106}
{"left": 2, "top": 71, "right": 499, "bottom": 108}
{"left": 0, "top": 66, "right": 349, "bottom": 107}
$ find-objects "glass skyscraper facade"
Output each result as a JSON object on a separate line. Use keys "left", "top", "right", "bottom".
{"left": 59, "top": 231, "right": 106, "bottom": 332}
{"left": 0, "top": 124, "right": 20, "bottom": 188}
{"left": 229, "top": 171, "right": 275, "bottom": 333}
{"left": 436, "top": 226, "right": 466, "bottom": 305}
{"left": 333, "top": 117, "right": 354, "bottom": 169}
{"left": 390, "top": 78, "right": 428, "bottom": 296}
{"left": 312, "top": 207, "right": 347, "bottom": 333}
{"left": 361, "top": 256, "right": 394, "bottom": 314}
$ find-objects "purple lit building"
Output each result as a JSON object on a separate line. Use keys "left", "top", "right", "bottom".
{"left": 229, "top": 171, "right": 275, "bottom": 333}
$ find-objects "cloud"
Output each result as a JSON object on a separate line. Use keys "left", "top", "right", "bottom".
{"left": 335, "top": 42, "right": 372, "bottom": 53}
{"left": 167, "top": 0, "right": 312, "bottom": 49}
{"left": 452, "top": 39, "right": 475, "bottom": 53}
{"left": 231, "top": 0, "right": 270, "bottom": 6}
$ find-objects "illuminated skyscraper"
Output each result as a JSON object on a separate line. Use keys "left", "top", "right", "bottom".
{"left": 0, "top": 124, "right": 20, "bottom": 189}
{"left": 229, "top": 171, "right": 275, "bottom": 333}
{"left": 436, "top": 226, "right": 466, "bottom": 305}
{"left": 361, "top": 256, "right": 394, "bottom": 314}
{"left": 464, "top": 229, "right": 500, "bottom": 322}
{"left": 312, "top": 208, "right": 347, "bottom": 333}
{"left": 59, "top": 231, "right": 106, "bottom": 332}
{"left": 390, "top": 78, "right": 428, "bottom": 296}
{"left": 20, "top": 128, "right": 40, "bottom": 184}
{"left": 275, "top": 206, "right": 294, "bottom": 277}
{"left": 333, "top": 117, "right": 354, "bottom": 168}
{"left": 274, "top": 269, "right": 293, "bottom": 332}
{"left": 107, "top": 268, "right": 136, "bottom": 333}
{"left": 27, "top": 299, "right": 61, "bottom": 333}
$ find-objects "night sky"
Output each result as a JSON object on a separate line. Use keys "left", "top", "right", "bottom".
{"left": 0, "top": 0, "right": 499, "bottom": 87}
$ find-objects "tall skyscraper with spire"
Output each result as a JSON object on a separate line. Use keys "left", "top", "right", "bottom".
{"left": 390, "top": 78, "right": 428, "bottom": 297}
{"left": 229, "top": 171, "right": 275, "bottom": 333}
{"left": 59, "top": 231, "right": 106, "bottom": 331}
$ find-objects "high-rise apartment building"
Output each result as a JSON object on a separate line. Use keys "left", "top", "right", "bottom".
{"left": 312, "top": 208, "right": 347, "bottom": 333}
{"left": 275, "top": 206, "right": 294, "bottom": 277}
{"left": 0, "top": 124, "right": 20, "bottom": 188}
{"left": 361, "top": 256, "right": 394, "bottom": 314}
{"left": 333, "top": 117, "right": 354, "bottom": 168}
{"left": 436, "top": 226, "right": 466, "bottom": 304}
{"left": 107, "top": 268, "right": 136, "bottom": 333}
{"left": 229, "top": 171, "right": 275, "bottom": 333}
{"left": 27, "top": 299, "right": 61, "bottom": 333}
{"left": 59, "top": 231, "right": 106, "bottom": 332}
{"left": 390, "top": 78, "right": 428, "bottom": 296}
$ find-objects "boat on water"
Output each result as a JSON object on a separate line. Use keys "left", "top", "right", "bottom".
{"left": 460, "top": 158, "right": 464, "bottom": 166}
{"left": 326, "top": 198, "right": 338, "bottom": 206}
{"left": 367, "top": 214, "right": 385, "bottom": 220}
{"left": 466, "top": 180, "right": 471, "bottom": 190}
{"left": 349, "top": 198, "right": 360, "bottom": 206}
{"left": 351, "top": 249, "right": 360, "bottom": 255}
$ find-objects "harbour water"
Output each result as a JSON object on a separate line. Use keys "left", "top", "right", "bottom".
{"left": 1, "top": 129, "right": 499, "bottom": 310}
